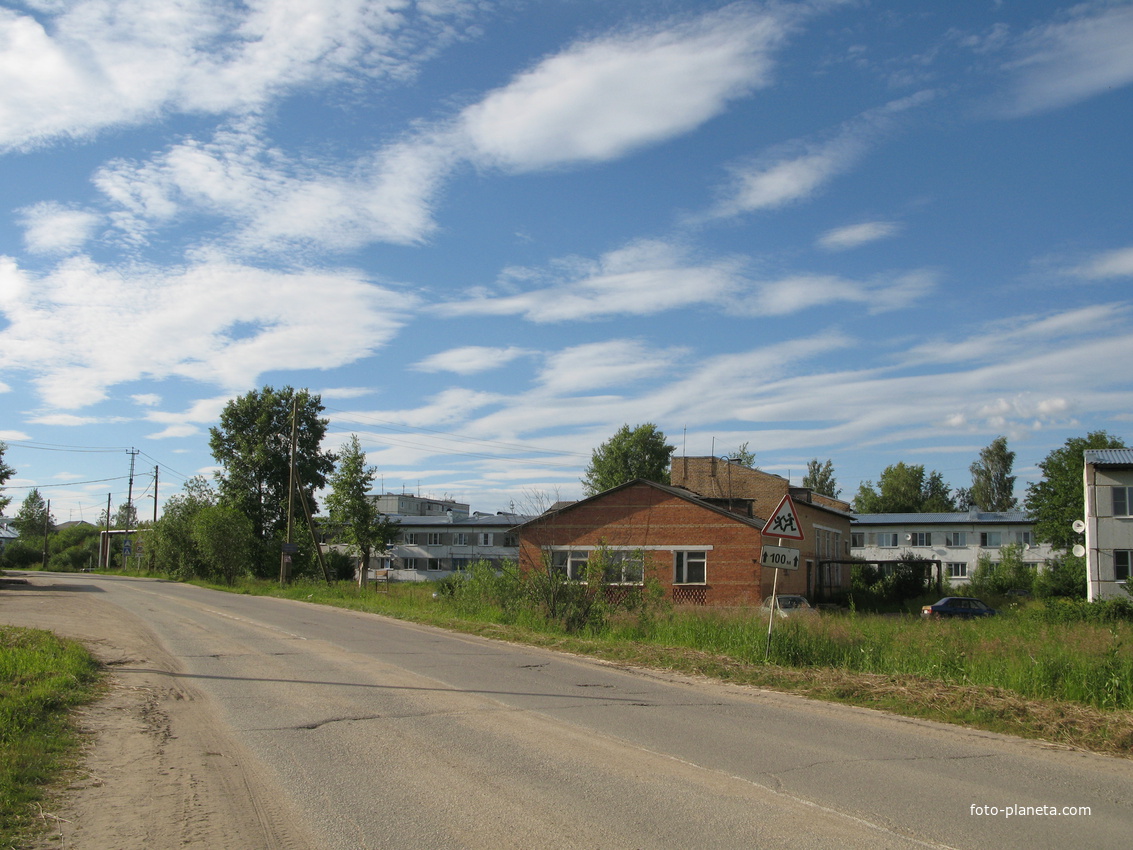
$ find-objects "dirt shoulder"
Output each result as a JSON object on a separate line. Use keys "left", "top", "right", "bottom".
{"left": 0, "top": 573, "right": 315, "bottom": 850}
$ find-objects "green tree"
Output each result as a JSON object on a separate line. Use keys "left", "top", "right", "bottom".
{"left": 325, "top": 435, "right": 400, "bottom": 587}
{"left": 48, "top": 524, "right": 101, "bottom": 572}
{"left": 969, "top": 436, "right": 1018, "bottom": 511}
{"left": 968, "top": 543, "right": 1034, "bottom": 596}
{"left": 149, "top": 477, "right": 217, "bottom": 580}
{"left": 1025, "top": 431, "right": 1126, "bottom": 550}
{"left": 853, "top": 462, "right": 955, "bottom": 513}
{"left": 802, "top": 458, "right": 840, "bottom": 498}
{"left": 12, "top": 489, "right": 54, "bottom": 540}
{"left": 1033, "top": 553, "right": 1086, "bottom": 599}
{"left": 581, "top": 424, "right": 674, "bottom": 496}
{"left": 192, "top": 504, "right": 255, "bottom": 585}
{"left": 209, "top": 386, "right": 336, "bottom": 573}
{"left": 0, "top": 441, "right": 13, "bottom": 514}
{"left": 728, "top": 442, "right": 758, "bottom": 469}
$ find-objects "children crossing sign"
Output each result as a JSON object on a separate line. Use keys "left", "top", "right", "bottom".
{"left": 761, "top": 494, "right": 804, "bottom": 541}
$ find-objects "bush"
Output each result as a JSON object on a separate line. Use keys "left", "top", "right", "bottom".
{"left": 968, "top": 544, "right": 1034, "bottom": 596}
{"left": 849, "top": 553, "right": 931, "bottom": 609}
{"left": 1033, "top": 553, "right": 1087, "bottom": 599}
{"left": 0, "top": 541, "right": 42, "bottom": 569}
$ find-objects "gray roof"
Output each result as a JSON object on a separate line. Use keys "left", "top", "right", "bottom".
{"left": 1085, "top": 448, "right": 1133, "bottom": 466}
{"left": 386, "top": 513, "right": 531, "bottom": 528}
{"left": 853, "top": 509, "right": 1032, "bottom": 525}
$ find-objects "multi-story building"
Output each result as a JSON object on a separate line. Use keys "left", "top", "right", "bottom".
{"left": 1083, "top": 449, "right": 1133, "bottom": 601}
{"left": 380, "top": 511, "right": 528, "bottom": 580}
{"left": 850, "top": 510, "right": 1053, "bottom": 586}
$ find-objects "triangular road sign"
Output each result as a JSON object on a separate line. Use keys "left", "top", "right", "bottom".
{"left": 761, "top": 494, "right": 804, "bottom": 540}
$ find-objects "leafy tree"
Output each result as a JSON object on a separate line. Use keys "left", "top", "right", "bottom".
{"left": 48, "top": 524, "right": 101, "bottom": 572}
{"left": 112, "top": 502, "right": 139, "bottom": 530}
{"left": 192, "top": 505, "right": 255, "bottom": 585}
{"left": 149, "top": 476, "right": 218, "bottom": 579}
{"left": 1033, "top": 553, "right": 1087, "bottom": 600}
{"left": 802, "top": 458, "right": 840, "bottom": 498}
{"left": 209, "top": 386, "right": 336, "bottom": 570}
{"left": 325, "top": 435, "right": 400, "bottom": 587}
{"left": 12, "top": 489, "right": 54, "bottom": 540}
{"left": 728, "top": 442, "right": 758, "bottom": 469}
{"left": 0, "top": 441, "right": 13, "bottom": 514}
{"left": 968, "top": 544, "right": 1034, "bottom": 596}
{"left": 969, "top": 436, "right": 1018, "bottom": 511}
{"left": 853, "top": 462, "right": 955, "bottom": 513}
{"left": 581, "top": 423, "right": 674, "bottom": 496}
{"left": 1025, "top": 431, "right": 1126, "bottom": 550}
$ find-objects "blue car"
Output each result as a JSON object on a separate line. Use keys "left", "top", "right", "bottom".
{"left": 921, "top": 597, "right": 997, "bottom": 619}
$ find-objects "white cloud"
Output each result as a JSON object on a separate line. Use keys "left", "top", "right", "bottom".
{"left": 0, "top": 1, "right": 470, "bottom": 152}
{"left": 999, "top": 3, "right": 1133, "bottom": 116}
{"left": 131, "top": 393, "right": 162, "bottom": 407}
{"left": 1073, "top": 246, "right": 1133, "bottom": 279}
{"left": 817, "top": 221, "right": 901, "bottom": 251}
{"left": 0, "top": 255, "right": 418, "bottom": 409}
{"left": 438, "top": 239, "right": 744, "bottom": 322}
{"left": 19, "top": 202, "right": 102, "bottom": 254}
{"left": 705, "top": 91, "right": 933, "bottom": 219}
{"left": 459, "top": 4, "right": 795, "bottom": 172}
{"left": 740, "top": 270, "right": 936, "bottom": 317}
{"left": 535, "top": 340, "right": 683, "bottom": 395}
{"left": 413, "top": 346, "right": 533, "bottom": 375}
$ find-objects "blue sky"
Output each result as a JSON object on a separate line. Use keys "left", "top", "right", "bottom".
{"left": 2, "top": 0, "right": 1132, "bottom": 524}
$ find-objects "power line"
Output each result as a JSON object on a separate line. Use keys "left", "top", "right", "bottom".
{"left": 2, "top": 475, "right": 133, "bottom": 490}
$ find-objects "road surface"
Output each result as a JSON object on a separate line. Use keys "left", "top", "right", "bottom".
{"left": 2, "top": 571, "right": 1130, "bottom": 849}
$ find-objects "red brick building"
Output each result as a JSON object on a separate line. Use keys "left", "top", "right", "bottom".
{"left": 516, "top": 459, "right": 853, "bottom": 606}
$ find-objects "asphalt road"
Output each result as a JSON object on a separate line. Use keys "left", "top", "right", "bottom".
{"left": 13, "top": 573, "right": 1133, "bottom": 849}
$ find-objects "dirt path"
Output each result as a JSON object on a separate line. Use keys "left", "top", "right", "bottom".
{"left": 1, "top": 574, "right": 315, "bottom": 850}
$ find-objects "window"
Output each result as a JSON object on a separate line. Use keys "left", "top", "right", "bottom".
{"left": 427, "top": 532, "right": 442, "bottom": 546}
{"left": 674, "top": 551, "right": 707, "bottom": 584}
{"left": 404, "top": 558, "right": 419, "bottom": 570}
{"left": 877, "top": 533, "right": 899, "bottom": 548}
{"left": 551, "top": 550, "right": 588, "bottom": 580}
{"left": 948, "top": 562, "right": 968, "bottom": 579}
{"left": 945, "top": 532, "right": 967, "bottom": 547}
{"left": 453, "top": 533, "right": 468, "bottom": 546}
{"left": 503, "top": 534, "right": 518, "bottom": 547}
{"left": 851, "top": 532, "right": 864, "bottom": 548}
{"left": 427, "top": 558, "right": 443, "bottom": 571}
{"left": 980, "top": 532, "right": 1002, "bottom": 548}
{"left": 1015, "top": 531, "right": 1033, "bottom": 546}
{"left": 603, "top": 552, "right": 644, "bottom": 585}
{"left": 452, "top": 558, "right": 471, "bottom": 571}
{"left": 910, "top": 532, "right": 931, "bottom": 547}
{"left": 1116, "top": 551, "right": 1131, "bottom": 582}
{"left": 1113, "top": 487, "right": 1133, "bottom": 517}
{"left": 479, "top": 533, "right": 493, "bottom": 546}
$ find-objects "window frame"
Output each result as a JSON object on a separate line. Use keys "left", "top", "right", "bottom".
{"left": 947, "top": 562, "right": 968, "bottom": 579}
{"left": 877, "top": 533, "right": 899, "bottom": 548}
{"left": 945, "top": 531, "right": 967, "bottom": 547}
{"left": 673, "top": 551, "right": 707, "bottom": 585}
{"left": 910, "top": 532, "right": 931, "bottom": 547}
{"left": 980, "top": 531, "right": 1002, "bottom": 548}
{"left": 1116, "top": 551, "right": 1131, "bottom": 582}
{"left": 1113, "top": 487, "right": 1133, "bottom": 517}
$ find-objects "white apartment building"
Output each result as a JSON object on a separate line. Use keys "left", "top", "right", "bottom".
{"left": 850, "top": 510, "right": 1053, "bottom": 585}
{"left": 1083, "top": 449, "right": 1133, "bottom": 601}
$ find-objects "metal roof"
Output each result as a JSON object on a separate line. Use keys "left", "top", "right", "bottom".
{"left": 386, "top": 513, "right": 531, "bottom": 528}
{"left": 852, "top": 509, "right": 1032, "bottom": 525}
{"left": 1084, "top": 448, "right": 1133, "bottom": 466}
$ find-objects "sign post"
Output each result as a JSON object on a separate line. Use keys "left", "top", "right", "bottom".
{"left": 761, "top": 495, "right": 804, "bottom": 660}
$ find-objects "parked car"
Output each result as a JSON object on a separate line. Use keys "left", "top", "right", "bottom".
{"left": 761, "top": 594, "right": 816, "bottom": 617}
{"left": 920, "top": 597, "right": 997, "bottom": 619}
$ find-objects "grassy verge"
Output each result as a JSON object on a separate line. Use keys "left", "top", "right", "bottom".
{"left": 0, "top": 626, "right": 102, "bottom": 849}
{"left": 199, "top": 576, "right": 1133, "bottom": 758}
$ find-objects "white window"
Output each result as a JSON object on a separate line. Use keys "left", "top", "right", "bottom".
{"left": 980, "top": 532, "right": 1002, "bottom": 548}
{"left": 427, "top": 558, "right": 442, "bottom": 571}
{"left": 1116, "top": 551, "right": 1131, "bottom": 582}
{"left": 479, "top": 533, "right": 493, "bottom": 546}
{"left": 674, "top": 551, "right": 707, "bottom": 584}
{"left": 404, "top": 533, "right": 419, "bottom": 545}
{"left": 1113, "top": 488, "right": 1133, "bottom": 517}
{"left": 877, "top": 533, "right": 899, "bottom": 548}
{"left": 453, "top": 533, "right": 468, "bottom": 546}
{"left": 851, "top": 532, "right": 864, "bottom": 548}
{"left": 948, "top": 562, "right": 968, "bottom": 578}
{"left": 1015, "top": 531, "right": 1033, "bottom": 546}
{"left": 603, "top": 552, "right": 644, "bottom": 585}
{"left": 910, "top": 532, "right": 931, "bottom": 547}
{"left": 427, "top": 532, "right": 442, "bottom": 546}
{"left": 945, "top": 532, "right": 967, "bottom": 547}
{"left": 551, "top": 551, "right": 588, "bottom": 580}
{"left": 404, "top": 558, "right": 419, "bottom": 569}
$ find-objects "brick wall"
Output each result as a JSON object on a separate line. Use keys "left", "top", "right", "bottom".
{"left": 518, "top": 480, "right": 812, "bottom": 605}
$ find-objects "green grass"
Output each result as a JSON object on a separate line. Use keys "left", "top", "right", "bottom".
{"left": 0, "top": 626, "right": 102, "bottom": 848}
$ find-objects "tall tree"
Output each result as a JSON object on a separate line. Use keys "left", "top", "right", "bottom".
{"left": 12, "top": 488, "right": 54, "bottom": 539}
{"left": 149, "top": 476, "right": 217, "bottom": 580}
{"left": 0, "top": 441, "right": 13, "bottom": 514}
{"left": 802, "top": 458, "right": 840, "bottom": 498}
{"left": 582, "top": 423, "right": 674, "bottom": 496}
{"left": 969, "top": 436, "right": 1018, "bottom": 511}
{"left": 1025, "top": 430, "right": 1125, "bottom": 550}
{"left": 209, "top": 386, "right": 336, "bottom": 546}
{"left": 853, "top": 462, "right": 955, "bottom": 513}
{"left": 325, "top": 435, "right": 400, "bottom": 587}
{"left": 192, "top": 504, "right": 255, "bottom": 586}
